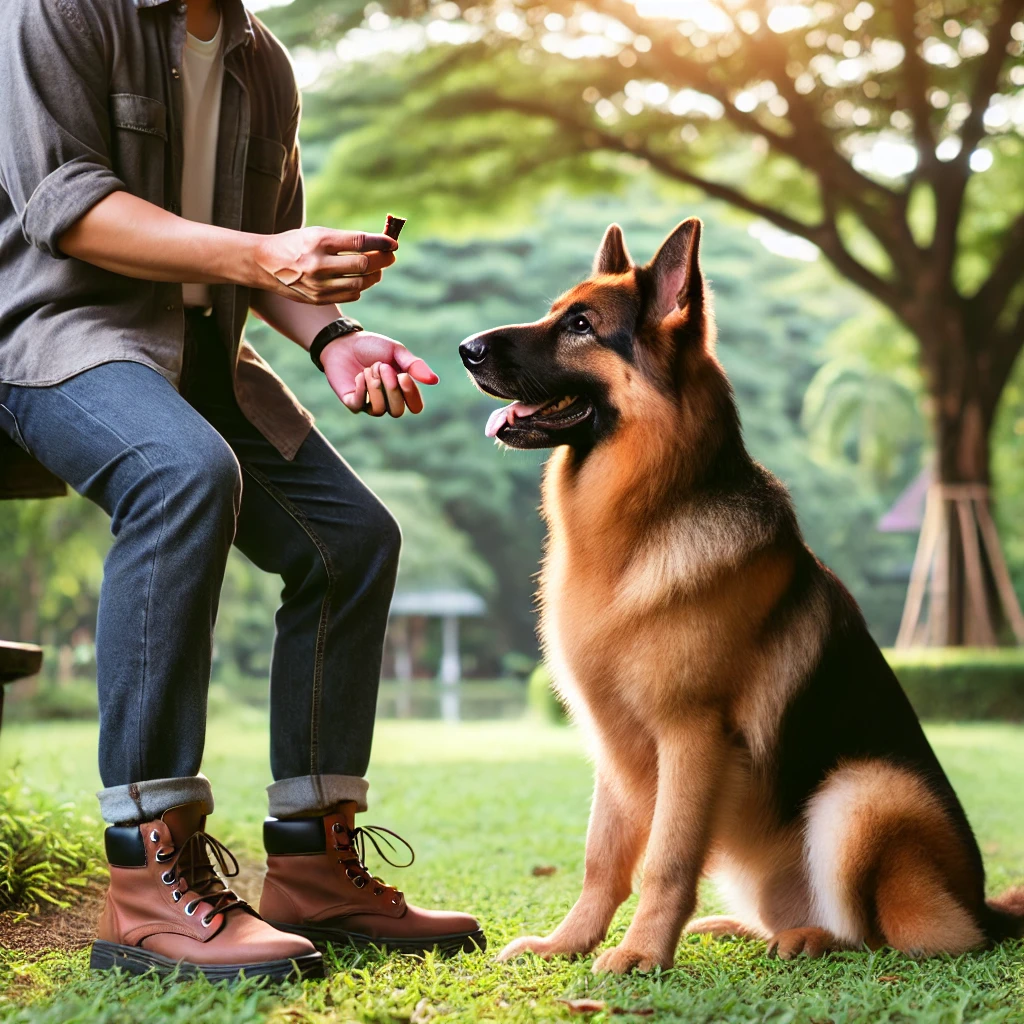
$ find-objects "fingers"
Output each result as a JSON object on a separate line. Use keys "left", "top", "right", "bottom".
{"left": 391, "top": 347, "right": 440, "bottom": 384}
{"left": 357, "top": 364, "right": 426, "bottom": 417}
{"left": 365, "top": 364, "right": 388, "bottom": 416}
{"left": 341, "top": 371, "right": 367, "bottom": 413}
{"left": 398, "top": 372, "right": 424, "bottom": 414}
{"left": 258, "top": 227, "right": 400, "bottom": 304}
{"left": 332, "top": 270, "right": 382, "bottom": 300}
{"left": 312, "top": 250, "right": 396, "bottom": 280}
{"left": 317, "top": 230, "right": 399, "bottom": 255}
{"left": 379, "top": 363, "right": 406, "bottom": 418}
{"left": 289, "top": 271, "right": 383, "bottom": 305}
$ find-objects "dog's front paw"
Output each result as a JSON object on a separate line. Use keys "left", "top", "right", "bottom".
{"left": 592, "top": 944, "right": 671, "bottom": 974}
{"left": 497, "top": 935, "right": 559, "bottom": 962}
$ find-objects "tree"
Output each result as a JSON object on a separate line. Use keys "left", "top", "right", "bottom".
{"left": 268, "top": 0, "right": 1024, "bottom": 644}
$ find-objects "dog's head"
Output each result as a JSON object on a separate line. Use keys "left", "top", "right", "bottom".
{"left": 460, "top": 218, "right": 716, "bottom": 453}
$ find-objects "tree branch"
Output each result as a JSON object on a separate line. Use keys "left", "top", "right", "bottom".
{"left": 960, "top": 0, "right": 1024, "bottom": 158}
{"left": 934, "top": 0, "right": 1024, "bottom": 277}
{"left": 448, "top": 90, "right": 904, "bottom": 310}
{"left": 563, "top": 0, "right": 901, "bottom": 208}
{"left": 893, "top": 0, "right": 937, "bottom": 178}
{"left": 732, "top": 30, "right": 918, "bottom": 272}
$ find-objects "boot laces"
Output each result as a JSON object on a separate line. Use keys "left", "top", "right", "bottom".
{"left": 333, "top": 823, "right": 415, "bottom": 901}
{"left": 158, "top": 830, "right": 247, "bottom": 925}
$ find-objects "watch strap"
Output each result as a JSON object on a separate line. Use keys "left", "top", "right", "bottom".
{"left": 310, "top": 317, "right": 363, "bottom": 372}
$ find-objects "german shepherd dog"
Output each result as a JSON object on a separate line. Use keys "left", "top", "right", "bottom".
{"left": 458, "top": 219, "right": 1024, "bottom": 973}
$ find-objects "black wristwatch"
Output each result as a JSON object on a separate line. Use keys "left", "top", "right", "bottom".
{"left": 309, "top": 316, "right": 364, "bottom": 372}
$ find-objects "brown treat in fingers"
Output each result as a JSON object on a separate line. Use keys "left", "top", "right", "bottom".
{"left": 384, "top": 214, "right": 407, "bottom": 241}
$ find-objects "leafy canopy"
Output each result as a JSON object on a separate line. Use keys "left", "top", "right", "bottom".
{"left": 270, "top": 0, "right": 1024, "bottom": 366}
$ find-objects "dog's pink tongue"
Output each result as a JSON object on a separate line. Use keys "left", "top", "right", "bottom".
{"left": 484, "top": 401, "right": 545, "bottom": 438}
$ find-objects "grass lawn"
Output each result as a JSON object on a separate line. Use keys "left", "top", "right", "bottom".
{"left": 0, "top": 712, "right": 1022, "bottom": 1023}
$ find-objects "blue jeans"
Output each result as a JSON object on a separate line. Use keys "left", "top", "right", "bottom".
{"left": 0, "top": 313, "right": 400, "bottom": 823}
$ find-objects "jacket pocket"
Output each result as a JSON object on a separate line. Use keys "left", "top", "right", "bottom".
{"left": 242, "top": 135, "right": 286, "bottom": 235}
{"left": 109, "top": 93, "right": 168, "bottom": 206}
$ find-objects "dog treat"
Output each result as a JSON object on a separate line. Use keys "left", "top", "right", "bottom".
{"left": 384, "top": 214, "right": 407, "bottom": 241}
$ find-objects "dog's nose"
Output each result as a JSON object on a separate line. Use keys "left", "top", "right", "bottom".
{"left": 459, "top": 337, "right": 489, "bottom": 367}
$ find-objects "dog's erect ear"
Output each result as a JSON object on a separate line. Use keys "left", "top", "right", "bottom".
{"left": 645, "top": 218, "right": 703, "bottom": 322}
{"left": 593, "top": 224, "right": 633, "bottom": 276}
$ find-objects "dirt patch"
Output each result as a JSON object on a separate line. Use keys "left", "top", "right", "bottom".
{"left": 0, "top": 886, "right": 105, "bottom": 955}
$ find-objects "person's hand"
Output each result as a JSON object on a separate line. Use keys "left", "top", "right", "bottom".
{"left": 252, "top": 228, "right": 397, "bottom": 304}
{"left": 322, "top": 332, "right": 439, "bottom": 416}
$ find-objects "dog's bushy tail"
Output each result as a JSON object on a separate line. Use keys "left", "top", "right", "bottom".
{"left": 983, "top": 887, "right": 1024, "bottom": 941}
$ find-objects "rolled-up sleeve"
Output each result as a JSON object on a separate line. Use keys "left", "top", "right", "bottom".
{"left": 0, "top": 0, "right": 125, "bottom": 258}
{"left": 274, "top": 94, "right": 305, "bottom": 234}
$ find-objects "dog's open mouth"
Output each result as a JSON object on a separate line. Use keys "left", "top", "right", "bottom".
{"left": 484, "top": 396, "right": 592, "bottom": 439}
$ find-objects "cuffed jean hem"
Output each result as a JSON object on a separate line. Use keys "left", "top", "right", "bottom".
{"left": 267, "top": 774, "right": 369, "bottom": 818}
{"left": 97, "top": 773, "right": 215, "bottom": 826}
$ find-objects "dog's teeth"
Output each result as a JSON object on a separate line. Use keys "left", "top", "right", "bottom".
{"left": 546, "top": 396, "right": 575, "bottom": 414}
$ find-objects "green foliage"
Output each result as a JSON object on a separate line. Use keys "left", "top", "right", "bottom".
{"left": 256, "top": 190, "right": 918, "bottom": 649}
{"left": 4, "top": 676, "right": 99, "bottom": 723}
{"left": 0, "top": 498, "right": 107, "bottom": 645}
{"left": 1, "top": 718, "right": 1024, "bottom": 1022}
{"left": 362, "top": 471, "right": 495, "bottom": 593}
{"left": 267, "top": 0, "right": 1024, "bottom": 307}
{"left": 0, "top": 776, "right": 102, "bottom": 916}
{"left": 802, "top": 305, "right": 926, "bottom": 489}
{"left": 992, "top": 354, "right": 1024, "bottom": 592}
{"left": 885, "top": 646, "right": 1024, "bottom": 721}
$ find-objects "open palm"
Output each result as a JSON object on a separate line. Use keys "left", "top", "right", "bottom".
{"left": 321, "top": 332, "right": 439, "bottom": 417}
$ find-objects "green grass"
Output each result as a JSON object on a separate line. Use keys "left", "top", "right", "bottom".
{"left": 0, "top": 714, "right": 1022, "bottom": 1023}
{"left": 0, "top": 775, "right": 103, "bottom": 916}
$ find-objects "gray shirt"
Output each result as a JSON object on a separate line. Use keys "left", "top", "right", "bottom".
{"left": 0, "top": 0, "right": 313, "bottom": 482}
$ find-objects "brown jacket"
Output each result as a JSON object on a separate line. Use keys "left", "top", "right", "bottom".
{"left": 0, "top": 0, "right": 314, "bottom": 499}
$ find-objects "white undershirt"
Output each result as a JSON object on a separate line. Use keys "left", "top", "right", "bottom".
{"left": 181, "top": 17, "right": 224, "bottom": 309}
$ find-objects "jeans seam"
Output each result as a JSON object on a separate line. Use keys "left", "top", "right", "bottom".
{"left": 240, "top": 462, "right": 335, "bottom": 784}
{"left": 44, "top": 386, "right": 167, "bottom": 784}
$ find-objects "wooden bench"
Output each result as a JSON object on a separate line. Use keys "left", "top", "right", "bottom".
{"left": 0, "top": 433, "right": 66, "bottom": 731}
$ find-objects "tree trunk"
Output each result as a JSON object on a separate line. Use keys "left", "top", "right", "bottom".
{"left": 933, "top": 401, "right": 997, "bottom": 646}
{"left": 906, "top": 311, "right": 1022, "bottom": 646}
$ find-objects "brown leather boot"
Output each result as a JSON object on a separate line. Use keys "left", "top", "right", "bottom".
{"left": 91, "top": 802, "right": 323, "bottom": 981}
{"left": 260, "top": 803, "right": 485, "bottom": 955}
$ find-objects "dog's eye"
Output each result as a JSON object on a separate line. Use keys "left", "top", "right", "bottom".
{"left": 566, "top": 315, "right": 593, "bottom": 335}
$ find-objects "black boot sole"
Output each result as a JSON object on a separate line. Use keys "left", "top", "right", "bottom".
{"left": 265, "top": 920, "right": 487, "bottom": 957}
{"left": 89, "top": 940, "right": 324, "bottom": 982}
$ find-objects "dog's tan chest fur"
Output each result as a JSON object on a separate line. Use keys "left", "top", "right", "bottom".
{"left": 540, "top": 444, "right": 800, "bottom": 730}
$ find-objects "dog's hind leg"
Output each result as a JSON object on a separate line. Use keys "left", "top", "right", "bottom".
{"left": 802, "top": 761, "right": 986, "bottom": 958}
{"left": 498, "top": 772, "right": 652, "bottom": 962}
